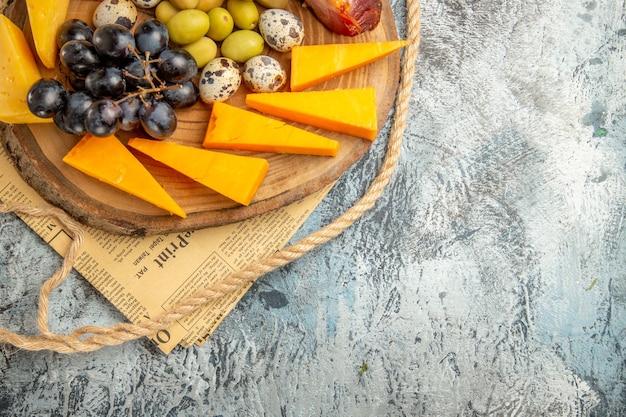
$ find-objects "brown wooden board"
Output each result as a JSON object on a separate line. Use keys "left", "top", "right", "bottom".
{"left": 1, "top": 0, "right": 401, "bottom": 236}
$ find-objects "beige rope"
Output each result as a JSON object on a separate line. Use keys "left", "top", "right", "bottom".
{"left": 0, "top": 0, "right": 421, "bottom": 353}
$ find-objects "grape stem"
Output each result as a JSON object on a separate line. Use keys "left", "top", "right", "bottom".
{"left": 118, "top": 45, "right": 182, "bottom": 106}
{"left": 114, "top": 84, "right": 182, "bottom": 106}
{"left": 129, "top": 46, "right": 163, "bottom": 90}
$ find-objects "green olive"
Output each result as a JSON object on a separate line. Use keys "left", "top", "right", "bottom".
{"left": 226, "top": 0, "right": 259, "bottom": 30}
{"left": 170, "top": 0, "right": 199, "bottom": 8}
{"left": 166, "top": 9, "right": 211, "bottom": 45}
{"left": 206, "top": 7, "right": 234, "bottom": 41}
{"left": 182, "top": 36, "right": 218, "bottom": 67}
{"left": 196, "top": 0, "right": 224, "bottom": 11}
{"left": 155, "top": 1, "right": 179, "bottom": 24}
{"left": 220, "top": 29, "right": 264, "bottom": 62}
{"left": 255, "top": 0, "right": 289, "bottom": 8}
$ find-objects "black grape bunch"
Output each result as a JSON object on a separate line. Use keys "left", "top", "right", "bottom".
{"left": 26, "top": 18, "right": 199, "bottom": 140}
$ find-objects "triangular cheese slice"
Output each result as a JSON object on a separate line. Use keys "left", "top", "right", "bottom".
{"left": 290, "top": 40, "right": 408, "bottom": 91}
{"left": 26, "top": 0, "right": 70, "bottom": 69}
{"left": 245, "top": 87, "right": 378, "bottom": 140}
{"left": 127, "top": 138, "right": 269, "bottom": 206}
{"left": 0, "top": 15, "right": 50, "bottom": 125}
{"left": 63, "top": 134, "right": 186, "bottom": 218}
{"left": 203, "top": 102, "right": 340, "bottom": 156}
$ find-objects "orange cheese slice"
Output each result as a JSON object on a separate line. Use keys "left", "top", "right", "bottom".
{"left": 26, "top": 0, "right": 70, "bottom": 69}
{"left": 127, "top": 138, "right": 269, "bottom": 206}
{"left": 63, "top": 134, "right": 186, "bottom": 218}
{"left": 246, "top": 87, "right": 378, "bottom": 140}
{"left": 290, "top": 40, "right": 408, "bottom": 91}
{"left": 245, "top": 87, "right": 378, "bottom": 140}
{"left": 203, "top": 102, "right": 340, "bottom": 157}
{"left": 0, "top": 15, "right": 50, "bottom": 125}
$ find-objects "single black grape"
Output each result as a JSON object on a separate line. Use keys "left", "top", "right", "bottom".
{"left": 53, "top": 110, "right": 74, "bottom": 134}
{"left": 134, "top": 18, "right": 169, "bottom": 57}
{"left": 118, "top": 96, "right": 142, "bottom": 131}
{"left": 59, "top": 40, "right": 101, "bottom": 77}
{"left": 67, "top": 71, "right": 87, "bottom": 91}
{"left": 85, "top": 99, "right": 122, "bottom": 137}
{"left": 139, "top": 99, "right": 177, "bottom": 139}
{"left": 92, "top": 24, "right": 136, "bottom": 61}
{"left": 26, "top": 79, "right": 68, "bottom": 118}
{"left": 63, "top": 91, "right": 96, "bottom": 135}
{"left": 162, "top": 81, "right": 199, "bottom": 109}
{"left": 57, "top": 19, "right": 93, "bottom": 48}
{"left": 157, "top": 48, "right": 198, "bottom": 84}
{"left": 85, "top": 67, "right": 126, "bottom": 98}
{"left": 59, "top": 62, "right": 87, "bottom": 91}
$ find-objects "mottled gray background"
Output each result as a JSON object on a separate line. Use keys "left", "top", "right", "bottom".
{"left": 1, "top": 0, "right": 625, "bottom": 415}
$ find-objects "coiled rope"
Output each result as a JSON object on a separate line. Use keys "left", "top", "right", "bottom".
{"left": 0, "top": 0, "right": 421, "bottom": 353}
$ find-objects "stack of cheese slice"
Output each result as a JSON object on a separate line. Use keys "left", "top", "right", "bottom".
{"left": 63, "top": 134, "right": 187, "bottom": 218}
{"left": 59, "top": 39, "right": 408, "bottom": 216}
{"left": 244, "top": 40, "right": 408, "bottom": 142}
{"left": 127, "top": 138, "right": 269, "bottom": 207}
{"left": 246, "top": 87, "right": 379, "bottom": 141}
{"left": 203, "top": 102, "right": 340, "bottom": 156}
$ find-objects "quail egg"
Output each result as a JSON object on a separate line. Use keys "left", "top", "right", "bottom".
{"left": 199, "top": 57, "right": 242, "bottom": 103}
{"left": 242, "top": 55, "right": 287, "bottom": 93}
{"left": 132, "top": 0, "right": 163, "bottom": 8}
{"left": 93, "top": 0, "right": 138, "bottom": 29}
{"left": 258, "top": 9, "right": 305, "bottom": 53}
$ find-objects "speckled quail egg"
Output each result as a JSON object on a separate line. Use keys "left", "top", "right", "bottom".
{"left": 242, "top": 55, "right": 287, "bottom": 93}
{"left": 132, "top": 0, "right": 163, "bottom": 8}
{"left": 199, "top": 57, "right": 242, "bottom": 103}
{"left": 93, "top": 0, "right": 138, "bottom": 29}
{"left": 258, "top": 9, "right": 305, "bottom": 53}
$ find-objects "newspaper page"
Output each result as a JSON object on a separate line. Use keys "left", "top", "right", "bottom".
{"left": 0, "top": 144, "right": 332, "bottom": 354}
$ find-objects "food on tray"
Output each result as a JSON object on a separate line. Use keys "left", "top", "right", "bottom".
{"left": 206, "top": 7, "right": 234, "bottom": 42}
{"left": 25, "top": 0, "right": 70, "bottom": 68}
{"left": 198, "top": 57, "right": 242, "bottom": 103}
{"left": 166, "top": 8, "right": 210, "bottom": 45}
{"left": 170, "top": 0, "right": 201, "bottom": 9}
{"left": 195, "top": 0, "right": 224, "bottom": 12}
{"left": 127, "top": 138, "right": 269, "bottom": 206}
{"left": 258, "top": 8, "right": 305, "bottom": 52}
{"left": 28, "top": 18, "right": 200, "bottom": 140}
{"left": 242, "top": 55, "right": 287, "bottom": 93}
{"left": 255, "top": 0, "right": 289, "bottom": 8}
{"left": 303, "top": 0, "right": 382, "bottom": 36}
{"left": 290, "top": 40, "right": 408, "bottom": 91}
{"left": 154, "top": 1, "right": 180, "bottom": 23}
{"left": 26, "top": 79, "right": 68, "bottom": 119}
{"left": 0, "top": 0, "right": 403, "bottom": 227}
{"left": 0, "top": 15, "right": 50, "bottom": 125}
{"left": 220, "top": 29, "right": 266, "bottom": 62}
{"left": 133, "top": 18, "right": 169, "bottom": 56}
{"left": 226, "top": 0, "right": 260, "bottom": 30}
{"left": 203, "top": 102, "right": 340, "bottom": 156}
{"left": 182, "top": 36, "right": 218, "bottom": 67}
{"left": 135, "top": 0, "right": 163, "bottom": 8}
{"left": 92, "top": 0, "right": 138, "bottom": 28}
{"left": 63, "top": 134, "right": 186, "bottom": 218}
{"left": 245, "top": 87, "right": 378, "bottom": 140}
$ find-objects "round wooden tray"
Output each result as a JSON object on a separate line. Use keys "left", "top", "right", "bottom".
{"left": 1, "top": 0, "right": 401, "bottom": 236}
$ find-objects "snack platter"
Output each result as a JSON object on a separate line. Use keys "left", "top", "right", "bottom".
{"left": 1, "top": 0, "right": 402, "bottom": 235}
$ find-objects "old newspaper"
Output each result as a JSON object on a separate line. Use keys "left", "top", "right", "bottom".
{"left": 0, "top": 144, "right": 332, "bottom": 353}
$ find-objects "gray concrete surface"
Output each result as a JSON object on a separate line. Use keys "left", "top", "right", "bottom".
{"left": 1, "top": 0, "right": 626, "bottom": 415}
